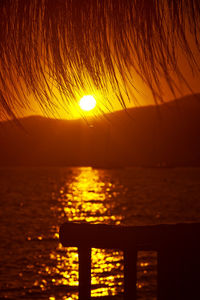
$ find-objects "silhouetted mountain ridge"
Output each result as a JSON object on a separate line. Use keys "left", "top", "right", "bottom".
{"left": 0, "top": 94, "right": 200, "bottom": 167}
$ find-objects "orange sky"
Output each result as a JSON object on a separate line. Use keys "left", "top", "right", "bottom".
{"left": 13, "top": 33, "right": 200, "bottom": 121}
{"left": 17, "top": 67, "right": 200, "bottom": 120}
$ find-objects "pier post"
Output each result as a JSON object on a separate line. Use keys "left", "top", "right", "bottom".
{"left": 78, "top": 246, "right": 91, "bottom": 300}
{"left": 124, "top": 248, "right": 137, "bottom": 300}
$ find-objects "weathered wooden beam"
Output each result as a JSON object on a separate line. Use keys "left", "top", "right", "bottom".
{"left": 124, "top": 248, "right": 137, "bottom": 300}
{"left": 59, "top": 222, "right": 200, "bottom": 251}
{"left": 157, "top": 227, "right": 200, "bottom": 300}
{"left": 78, "top": 246, "right": 91, "bottom": 300}
{"left": 157, "top": 247, "right": 181, "bottom": 300}
{"left": 59, "top": 222, "right": 200, "bottom": 300}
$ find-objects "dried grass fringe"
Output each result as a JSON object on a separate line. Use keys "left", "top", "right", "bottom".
{"left": 0, "top": 0, "right": 200, "bottom": 118}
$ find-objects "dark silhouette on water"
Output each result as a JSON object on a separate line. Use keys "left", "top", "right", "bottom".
{"left": 60, "top": 222, "right": 200, "bottom": 300}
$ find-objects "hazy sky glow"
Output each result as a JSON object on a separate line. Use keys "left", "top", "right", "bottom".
{"left": 0, "top": 0, "right": 200, "bottom": 120}
{"left": 19, "top": 60, "right": 200, "bottom": 120}
{"left": 16, "top": 38, "right": 200, "bottom": 120}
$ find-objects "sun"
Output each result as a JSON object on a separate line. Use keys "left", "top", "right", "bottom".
{"left": 79, "top": 95, "right": 96, "bottom": 111}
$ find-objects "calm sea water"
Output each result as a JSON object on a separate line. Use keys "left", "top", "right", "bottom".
{"left": 0, "top": 166, "right": 200, "bottom": 300}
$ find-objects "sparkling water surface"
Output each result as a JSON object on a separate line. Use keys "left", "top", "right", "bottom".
{"left": 0, "top": 166, "right": 200, "bottom": 299}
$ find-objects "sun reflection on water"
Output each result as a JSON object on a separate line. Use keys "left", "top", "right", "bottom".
{"left": 58, "top": 167, "right": 122, "bottom": 224}
{"left": 50, "top": 167, "right": 124, "bottom": 298}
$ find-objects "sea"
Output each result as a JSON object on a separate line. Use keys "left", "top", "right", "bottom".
{"left": 0, "top": 166, "right": 200, "bottom": 300}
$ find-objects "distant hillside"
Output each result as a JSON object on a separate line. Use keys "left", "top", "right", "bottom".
{"left": 0, "top": 94, "right": 200, "bottom": 167}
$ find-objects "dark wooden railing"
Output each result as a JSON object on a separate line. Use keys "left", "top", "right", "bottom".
{"left": 59, "top": 222, "right": 200, "bottom": 300}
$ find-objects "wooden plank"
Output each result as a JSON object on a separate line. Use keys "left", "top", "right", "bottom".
{"left": 179, "top": 246, "right": 200, "bottom": 300}
{"left": 59, "top": 222, "right": 200, "bottom": 300}
{"left": 60, "top": 222, "right": 200, "bottom": 251}
{"left": 157, "top": 246, "right": 181, "bottom": 300}
{"left": 78, "top": 246, "right": 91, "bottom": 300}
{"left": 157, "top": 225, "right": 200, "bottom": 300}
{"left": 124, "top": 248, "right": 137, "bottom": 300}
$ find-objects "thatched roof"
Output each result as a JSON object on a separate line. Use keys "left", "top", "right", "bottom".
{"left": 0, "top": 0, "right": 200, "bottom": 118}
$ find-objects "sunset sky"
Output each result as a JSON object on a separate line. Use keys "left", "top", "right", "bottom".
{"left": 0, "top": 0, "right": 199, "bottom": 121}
{"left": 15, "top": 37, "right": 200, "bottom": 120}
{"left": 16, "top": 56, "right": 200, "bottom": 120}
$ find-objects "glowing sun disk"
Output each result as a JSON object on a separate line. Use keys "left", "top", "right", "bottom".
{"left": 79, "top": 95, "right": 96, "bottom": 111}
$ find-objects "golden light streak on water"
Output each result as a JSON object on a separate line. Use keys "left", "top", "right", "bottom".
{"left": 49, "top": 167, "right": 124, "bottom": 297}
